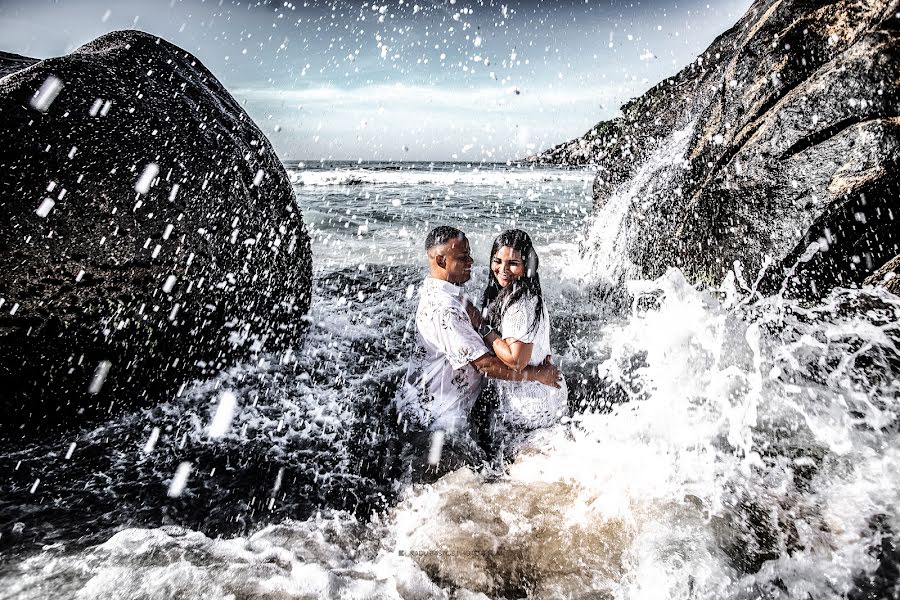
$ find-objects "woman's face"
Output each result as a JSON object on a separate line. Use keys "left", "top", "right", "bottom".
{"left": 491, "top": 245, "right": 525, "bottom": 288}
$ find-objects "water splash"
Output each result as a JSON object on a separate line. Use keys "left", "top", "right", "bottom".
{"left": 571, "top": 122, "right": 695, "bottom": 284}
{"left": 6, "top": 270, "right": 897, "bottom": 598}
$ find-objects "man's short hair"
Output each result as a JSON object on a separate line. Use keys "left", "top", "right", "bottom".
{"left": 425, "top": 225, "right": 465, "bottom": 251}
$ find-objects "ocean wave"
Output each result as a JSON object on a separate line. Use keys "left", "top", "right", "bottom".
{"left": 7, "top": 272, "right": 899, "bottom": 598}
{"left": 288, "top": 167, "right": 594, "bottom": 188}
{"left": 1, "top": 514, "right": 444, "bottom": 600}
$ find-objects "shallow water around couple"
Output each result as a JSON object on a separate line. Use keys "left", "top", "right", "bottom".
{"left": 4, "top": 161, "right": 898, "bottom": 599}
{"left": 0, "top": 162, "right": 602, "bottom": 587}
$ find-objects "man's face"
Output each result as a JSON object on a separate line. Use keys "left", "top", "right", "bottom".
{"left": 438, "top": 237, "right": 474, "bottom": 284}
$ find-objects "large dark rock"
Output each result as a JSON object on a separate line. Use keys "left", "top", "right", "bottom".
{"left": 0, "top": 30, "right": 312, "bottom": 433}
{"left": 535, "top": 0, "right": 900, "bottom": 297}
{"left": 864, "top": 252, "right": 900, "bottom": 294}
{"left": 0, "top": 51, "right": 38, "bottom": 78}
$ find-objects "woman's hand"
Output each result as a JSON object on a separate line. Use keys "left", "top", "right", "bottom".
{"left": 464, "top": 300, "right": 483, "bottom": 328}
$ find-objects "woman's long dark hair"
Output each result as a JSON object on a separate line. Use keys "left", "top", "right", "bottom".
{"left": 480, "top": 229, "right": 544, "bottom": 337}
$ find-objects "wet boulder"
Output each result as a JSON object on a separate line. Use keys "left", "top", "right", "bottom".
{"left": 0, "top": 51, "right": 37, "bottom": 78}
{"left": 864, "top": 253, "right": 900, "bottom": 295}
{"left": 535, "top": 0, "right": 900, "bottom": 297}
{"left": 0, "top": 30, "right": 312, "bottom": 433}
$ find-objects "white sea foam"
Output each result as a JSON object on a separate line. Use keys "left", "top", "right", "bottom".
{"left": 8, "top": 272, "right": 898, "bottom": 599}
{"left": 571, "top": 122, "right": 695, "bottom": 284}
{"left": 383, "top": 273, "right": 900, "bottom": 598}
{"left": 287, "top": 166, "right": 593, "bottom": 188}
{"left": 2, "top": 515, "right": 444, "bottom": 600}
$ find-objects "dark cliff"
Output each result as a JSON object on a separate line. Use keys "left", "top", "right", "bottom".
{"left": 0, "top": 30, "right": 312, "bottom": 432}
{"left": 535, "top": 0, "right": 900, "bottom": 297}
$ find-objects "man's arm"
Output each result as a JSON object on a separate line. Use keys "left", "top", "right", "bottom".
{"left": 471, "top": 353, "right": 561, "bottom": 388}
{"left": 434, "top": 304, "right": 559, "bottom": 387}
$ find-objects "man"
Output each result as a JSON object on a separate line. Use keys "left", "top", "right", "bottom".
{"left": 394, "top": 225, "right": 560, "bottom": 479}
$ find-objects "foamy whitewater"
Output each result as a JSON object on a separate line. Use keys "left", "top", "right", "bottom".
{"left": 2, "top": 160, "right": 898, "bottom": 599}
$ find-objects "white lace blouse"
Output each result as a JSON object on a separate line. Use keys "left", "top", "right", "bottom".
{"left": 492, "top": 296, "right": 569, "bottom": 430}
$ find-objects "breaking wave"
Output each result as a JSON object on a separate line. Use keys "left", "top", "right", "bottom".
{"left": 5, "top": 265, "right": 899, "bottom": 599}
{"left": 286, "top": 163, "right": 593, "bottom": 189}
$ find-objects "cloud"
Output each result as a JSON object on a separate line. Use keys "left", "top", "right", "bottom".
{"left": 232, "top": 82, "right": 627, "bottom": 114}
{"left": 232, "top": 82, "right": 632, "bottom": 160}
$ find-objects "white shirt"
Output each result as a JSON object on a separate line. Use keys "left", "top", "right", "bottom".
{"left": 395, "top": 277, "right": 489, "bottom": 432}
{"left": 493, "top": 296, "right": 569, "bottom": 429}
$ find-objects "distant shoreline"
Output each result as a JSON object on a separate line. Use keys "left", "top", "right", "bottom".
{"left": 281, "top": 159, "right": 593, "bottom": 169}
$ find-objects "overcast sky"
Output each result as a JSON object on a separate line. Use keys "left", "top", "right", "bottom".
{"left": 0, "top": 0, "right": 752, "bottom": 161}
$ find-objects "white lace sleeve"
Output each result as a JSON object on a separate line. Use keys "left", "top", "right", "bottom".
{"left": 500, "top": 297, "right": 539, "bottom": 344}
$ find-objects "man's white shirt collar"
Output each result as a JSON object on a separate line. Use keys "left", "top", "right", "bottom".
{"left": 423, "top": 276, "right": 465, "bottom": 296}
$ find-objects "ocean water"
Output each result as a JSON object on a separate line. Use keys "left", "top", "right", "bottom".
{"left": 288, "top": 160, "right": 593, "bottom": 270}
{"left": 2, "top": 160, "right": 898, "bottom": 599}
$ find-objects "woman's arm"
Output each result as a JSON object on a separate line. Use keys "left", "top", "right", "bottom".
{"left": 464, "top": 299, "right": 483, "bottom": 329}
{"left": 484, "top": 331, "right": 533, "bottom": 371}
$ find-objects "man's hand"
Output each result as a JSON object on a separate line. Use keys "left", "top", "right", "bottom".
{"left": 472, "top": 354, "right": 561, "bottom": 388}
{"left": 529, "top": 355, "right": 561, "bottom": 388}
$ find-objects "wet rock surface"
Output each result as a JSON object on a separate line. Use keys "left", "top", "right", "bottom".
{"left": 864, "top": 252, "right": 900, "bottom": 294}
{"left": 535, "top": 0, "right": 900, "bottom": 297}
{"left": 0, "top": 30, "right": 312, "bottom": 433}
{"left": 0, "top": 51, "right": 37, "bottom": 78}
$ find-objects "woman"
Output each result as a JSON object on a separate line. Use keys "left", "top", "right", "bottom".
{"left": 477, "top": 229, "right": 568, "bottom": 451}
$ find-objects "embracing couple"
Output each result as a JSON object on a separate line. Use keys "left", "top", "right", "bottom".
{"left": 394, "top": 225, "right": 568, "bottom": 481}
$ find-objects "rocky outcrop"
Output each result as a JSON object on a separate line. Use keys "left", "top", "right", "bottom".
{"left": 864, "top": 253, "right": 900, "bottom": 294}
{"left": 0, "top": 30, "right": 312, "bottom": 432}
{"left": 0, "top": 52, "right": 38, "bottom": 78}
{"left": 535, "top": 0, "right": 900, "bottom": 297}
